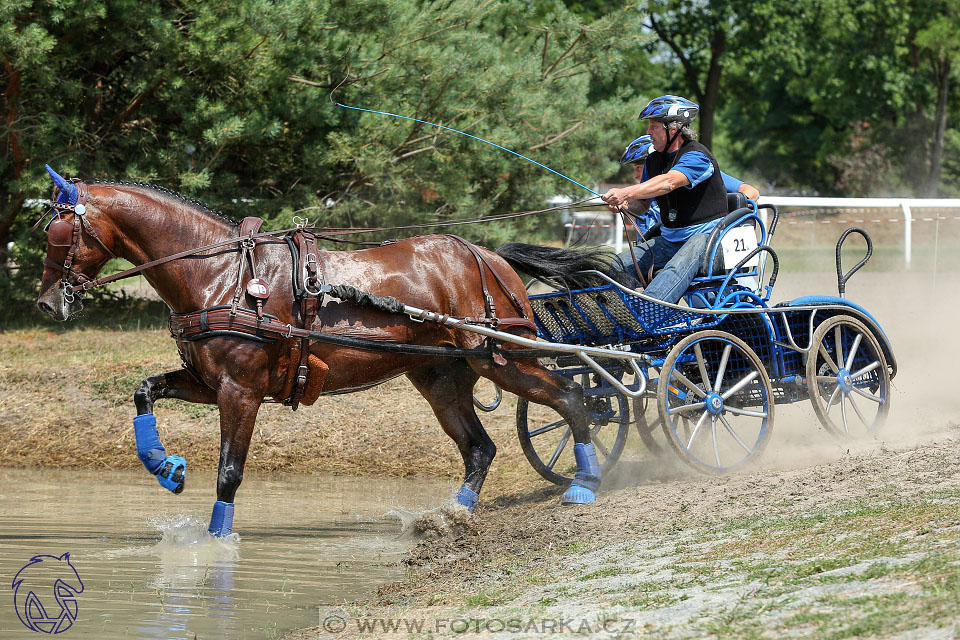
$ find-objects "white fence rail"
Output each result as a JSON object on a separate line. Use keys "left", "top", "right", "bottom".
{"left": 758, "top": 197, "right": 960, "bottom": 268}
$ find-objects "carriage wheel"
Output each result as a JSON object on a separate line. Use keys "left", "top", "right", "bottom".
{"left": 516, "top": 373, "right": 630, "bottom": 486}
{"left": 806, "top": 315, "right": 890, "bottom": 438}
{"left": 658, "top": 330, "right": 774, "bottom": 474}
{"left": 632, "top": 395, "right": 665, "bottom": 455}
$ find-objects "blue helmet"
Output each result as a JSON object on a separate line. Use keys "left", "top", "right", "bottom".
{"left": 620, "top": 135, "right": 654, "bottom": 165}
{"left": 638, "top": 95, "right": 699, "bottom": 126}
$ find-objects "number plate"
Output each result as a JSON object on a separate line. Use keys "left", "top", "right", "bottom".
{"left": 721, "top": 226, "right": 759, "bottom": 269}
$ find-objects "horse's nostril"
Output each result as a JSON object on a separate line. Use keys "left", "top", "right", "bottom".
{"left": 37, "top": 300, "right": 54, "bottom": 315}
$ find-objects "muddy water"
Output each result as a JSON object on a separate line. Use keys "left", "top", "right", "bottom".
{"left": 0, "top": 468, "right": 451, "bottom": 639}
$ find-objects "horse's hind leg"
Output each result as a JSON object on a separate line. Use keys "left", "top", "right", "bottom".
{"left": 133, "top": 369, "right": 216, "bottom": 494}
{"left": 469, "top": 356, "right": 599, "bottom": 505}
{"left": 406, "top": 360, "right": 494, "bottom": 513}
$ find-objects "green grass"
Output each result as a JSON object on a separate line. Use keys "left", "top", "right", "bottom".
{"left": 464, "top": 589, "right": 515, "bottom": 607}
{"left": 581, "top": 566, "right": 624, "bottom": 580}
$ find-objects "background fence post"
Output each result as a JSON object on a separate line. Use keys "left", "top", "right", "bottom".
{"left": 902, "top": 201, "right": 912, "bottom": 269}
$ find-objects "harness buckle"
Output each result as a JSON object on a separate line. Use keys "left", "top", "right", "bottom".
{"left": 293, "top": 215, "right": 309, "bottom": 229}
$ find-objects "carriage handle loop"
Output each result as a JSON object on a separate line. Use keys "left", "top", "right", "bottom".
{"left": 836, "top": 227, "right": 872, "bottom": 298}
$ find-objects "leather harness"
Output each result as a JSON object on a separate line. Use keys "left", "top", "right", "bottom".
{"left": 168, "top": 221, "right": 535, "bottom": 409}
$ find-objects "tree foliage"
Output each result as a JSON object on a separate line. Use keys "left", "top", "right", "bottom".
{"left": 1, "top": 0, "right": 646, "bottom": 302}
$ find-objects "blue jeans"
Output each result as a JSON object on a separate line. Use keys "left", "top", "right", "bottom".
{"left": 615, "top": 233, "right": 710, "bottom": 304}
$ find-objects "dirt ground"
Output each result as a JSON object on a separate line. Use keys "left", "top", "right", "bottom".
{"left": 2, "top": 267, "right": 959, "bottom": 638}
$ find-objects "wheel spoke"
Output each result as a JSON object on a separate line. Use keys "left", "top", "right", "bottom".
{"left": 818, "top": 342, "right": 840, "bottom": 374}
{"left": 847, "top": 393, "right": 870, "bottom": 428}
{"left": 693, "top": 343, "right": 710, "bottom": 390}
{"left": 839, "top": 394, "right": 849, "bottom": 434}
{"left": 669, "top": 401, "right": 706, "bottom": 415}
{"left": 824, "top": 385, "right": 841, "bottom": 415}
{"left": 725, "top": 406, "right": 768, "bottom": 418}
{"left": 834, "top": 325, "right": 844, "bottom": 367}
{"left": 546, "top": 427, "right": 572, "bottom": 470}
{"left": 671, "top": 369, "right": 707, "bottom": 399}
{"left": 844, "top": 332, "right": 863, "bottom": 371}
{"left": 685, "top": 411, "right": 709, "bottom": 450}
{"left": 719, "top": 414, "right": 752, "bottom": 453}
{"left": 721, "top": 371, "right": 760, "bottom": 400}
{"left": 712, "top": 417, "right": 721, "bottom": 467}
{"left": 713, "top": 344, "right": 732, "bottom": 392}
{"left": 591, "top": 434, "right": 611, "bottom": 458}
{"left": 852, "top": 386, "right": 884, "bottom": 404}
{"left": 530, "top": 418, "right": 567, "bottom": 438}
{"left": 852, "top": 360, "right": 881, "bottom": 378}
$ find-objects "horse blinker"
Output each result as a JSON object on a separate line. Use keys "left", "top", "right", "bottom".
{"left": 47, "top": 218, "right": 74, "bottom": 247}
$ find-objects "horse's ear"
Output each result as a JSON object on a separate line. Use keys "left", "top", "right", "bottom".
{"left": 45, "top": 164, "right": 78, "bottom": 205}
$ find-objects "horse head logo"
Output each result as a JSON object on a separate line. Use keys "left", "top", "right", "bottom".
{"left": 12, "top": 552, "right": 84, "bottom": 634}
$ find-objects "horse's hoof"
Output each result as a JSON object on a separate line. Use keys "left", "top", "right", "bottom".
{"left": 561, "top": 484, "right": 596, "bottom": 505}
{"left": 456, "top": 487, "right": 479, "bottom": 512}
{"left": 155, "top": 455, "right": 186, "bottom": 493}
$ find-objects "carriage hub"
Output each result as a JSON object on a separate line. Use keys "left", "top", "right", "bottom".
{"left": 705, "top": 392, "right": 724, "bottom": 415}
{"left": 837, "top": 368, "right": 854, "bottom": 392}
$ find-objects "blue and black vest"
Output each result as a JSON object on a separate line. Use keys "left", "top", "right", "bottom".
{"left": 645, "top": 140, "right": 727, "bottom": 229}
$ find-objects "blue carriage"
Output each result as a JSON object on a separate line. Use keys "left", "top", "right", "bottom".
{"left": 508, "top": 196, "right": 897, "bottom": 483}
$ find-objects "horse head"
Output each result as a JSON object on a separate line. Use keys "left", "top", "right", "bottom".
{"left": 37, "top": 165, "right": 119, "bottom": 321}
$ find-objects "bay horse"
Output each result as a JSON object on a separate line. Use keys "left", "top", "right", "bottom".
{"left": 36, "top": 166, "right": 601, "bottom": 537}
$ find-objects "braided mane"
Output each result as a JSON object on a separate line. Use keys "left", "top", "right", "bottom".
{"left": 93, "top": 179, "right": 238, "bottom": 225}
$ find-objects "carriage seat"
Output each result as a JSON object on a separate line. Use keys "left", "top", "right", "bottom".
{"left": 697, "top": 192, "right": 760, "bottom": 278}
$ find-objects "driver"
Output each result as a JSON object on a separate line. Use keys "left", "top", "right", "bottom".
{"left": 603, "top": 96, "right": 759, "bottom": 303}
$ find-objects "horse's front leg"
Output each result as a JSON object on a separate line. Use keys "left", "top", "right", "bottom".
{"left": 208, "top": 380, "right": 263, "bottom": 537}
{"left": 133, "top": 369, "right": 216, "bottom": 494}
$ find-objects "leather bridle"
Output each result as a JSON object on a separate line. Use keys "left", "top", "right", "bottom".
{"left": 42, "top": 181, "right": 117, "bottom": 303}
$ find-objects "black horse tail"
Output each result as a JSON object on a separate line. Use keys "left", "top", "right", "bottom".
{"left": 496, "top": 242, "right": 629, "bottom": 290}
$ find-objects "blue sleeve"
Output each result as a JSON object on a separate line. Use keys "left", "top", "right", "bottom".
{"left": 671, "top": 151, "right": 714, "bottom": 188}
{"left": 647, "top": 201, "right": 661, "bottom": 224}
{"left": 720, "top": 171, "right": 743, "bottom": 193}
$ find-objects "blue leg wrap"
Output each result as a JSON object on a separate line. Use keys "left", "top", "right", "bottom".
{"left": 574, "top": 442, "right": 601, "bottom": 478}
{"left": 208, "top": 501, "right": 235, "bottom": 537}
{"left": 134, "top": 413, "right": 186, "bottom": 494}
{"left": 562, "top": 443, "right": 601, "bottom": 505}
{"left": 456, "top": 487, "right": 479, "bottom": 513}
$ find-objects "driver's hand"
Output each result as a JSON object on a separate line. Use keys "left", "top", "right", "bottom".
{"left": 602, "top": 188, "right": 628, "bottom": 213}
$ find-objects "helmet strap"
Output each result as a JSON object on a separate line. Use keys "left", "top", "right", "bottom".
{"left": 664, "top": 122, "right": 683, "bottom": 152}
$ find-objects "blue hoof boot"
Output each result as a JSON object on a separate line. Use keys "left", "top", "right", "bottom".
{"left": 561, "top": 484, "right": 596, "bottom": 505}
{"left": 456, "top": 487, "right": 479, "bottom": 513}
{"left": 208, "top": 501, "right": 235, "bottom": 537}
{"left": 155, "top": 455, "right": 186, "bottom": 494}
